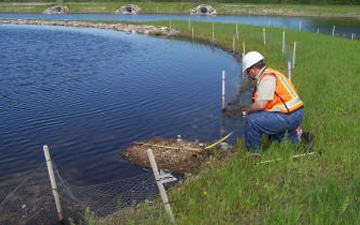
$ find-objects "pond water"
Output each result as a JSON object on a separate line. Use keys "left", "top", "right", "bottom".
{"left": 0, "top": 24, "right": 243, "bottom": 193}
{"left": 1, "top": 13, "right": 360, "bottom": 39}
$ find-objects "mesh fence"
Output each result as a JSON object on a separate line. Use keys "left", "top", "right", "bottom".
{"left": 0, "top": 162, "right": 160, "bottom": 225}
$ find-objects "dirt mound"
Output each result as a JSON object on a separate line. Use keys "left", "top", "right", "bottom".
{"left": 122, "top": 136, "right": 232, "bottom": 174}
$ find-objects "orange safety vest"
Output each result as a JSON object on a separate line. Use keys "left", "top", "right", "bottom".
{"left": 253, "top": 67, "right": 304, "bottom": 113}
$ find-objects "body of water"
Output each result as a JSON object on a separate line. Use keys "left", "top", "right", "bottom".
{"left": 0, "top": 24, "right": 242, "bottom": 195}
{"left": 1, "top": 13, "right": 360, "bottom": 39}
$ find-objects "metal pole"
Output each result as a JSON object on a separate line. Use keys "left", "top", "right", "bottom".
{"left": 222, "top": 70, "right": 225, "bottom": 110}
{"left": 292, "top": 41, "right": 297, "bottom": 69}
{"left": 288, "top": 61, "right": 292, "bottom": 81}
{"left": 147, "top": 149, "right": 175, "bottom": 224}
{"left": 43, "top": 145, "right": 64, "bottom": 224}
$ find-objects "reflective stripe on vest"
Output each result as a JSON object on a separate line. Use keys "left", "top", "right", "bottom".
{"left": 254, "top": 67, "right": 304, "bottom": 113}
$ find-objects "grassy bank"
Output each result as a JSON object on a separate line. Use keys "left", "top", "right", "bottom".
{"left": 1, "top": 2, "right": 360, "bottom": 18}
{"left": 78, "top": 20, "right": 360, "bottom": 224}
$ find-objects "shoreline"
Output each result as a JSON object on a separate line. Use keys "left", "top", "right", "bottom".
{"left": 0, "top": 18, "right": 246, "bottom": 61}
{"left": 0, "top": 18, "right": 179, "bottom": 36}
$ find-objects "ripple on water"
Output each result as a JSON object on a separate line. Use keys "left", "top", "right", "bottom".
{"left": 0, "top": 24, "right": 243, "bottom": 188}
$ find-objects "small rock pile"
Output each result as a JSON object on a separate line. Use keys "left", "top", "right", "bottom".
{"left": 114, "top": 4, "right": 141, "bottom": 15}
{"left": 190, "top": 5, "right": 217, "bottom": 16}
{"left": 43, "top": 5, "right": 68, "bottom": 14}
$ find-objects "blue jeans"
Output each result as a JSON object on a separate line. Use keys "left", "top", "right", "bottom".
{"left": 244, "top": 108, "right": 304, "bottom": 150}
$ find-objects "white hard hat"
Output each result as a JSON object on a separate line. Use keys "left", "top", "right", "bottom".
{"left": 242, "top": 51, "right": 264, "bottom": 73}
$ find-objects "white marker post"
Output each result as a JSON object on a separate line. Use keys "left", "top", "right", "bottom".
{"left": 288, "top": 61, "right": 292, "bottom": 81}
{"left": 188, "top": 18, "right": 191, "bottom": 31}
{"left": 292, "top": 41, "right": 297, "bottom": 69}
{"left": 147, "top": 149, "right": 175, "bottom": 224}
{"left": 352, "top": 33, "right": 355, "bottom": 40}
{"left": 263, "top": 27, "right": 266, "bottom": 46}
{"left": 43, "top": 145, "right": 64, "bottom": 224}
{"left": 233, "top": 35, "right": 235, "bottom": 53}
{"left": 282, "top": 31, "right": 285, "bottom": 55}
{"left": 222, "top": 70, "right": 226, "bottom": 110}
{"left": 236, "top": 24, "right": 239, "bottom": 40}
{"left": 212, "top": 23, "right": 215, "bottom": 44}
{"left": 299, "top": 21, "right": 302, "bottom": 32}
{"left": 242, "top": 41, "right": 246, "bottom": 55}
{"left": 242, "top": 53, "right": 245, "bottom": 78}
{"left": 332, "top": 25, "right": 336, "bottom": 37}
{"left": 317, "top": 28, "right": 320, "bottom": 34}
{"left": 192, "top": 27, "right": 194, "bottom": 41}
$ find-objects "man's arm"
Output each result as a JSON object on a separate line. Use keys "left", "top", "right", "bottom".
{"left": 245, "top": 100, "right": 268, "bottom": 116}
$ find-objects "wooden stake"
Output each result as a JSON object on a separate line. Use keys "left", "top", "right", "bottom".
{"left": 43, "top": 145, "right": 64, "bottom": 224}
{"left": 332, "top": 25, "right": 335, "bottom": 37}
{"left": 263, "top": 27, "right": 266, "bottom": 46}
{"left": 288, "top": 61, "right": 292, "bottom": 81}
{"left": 282, "top": 31, "right": 285, "bottom": 55}
{"left": 292, "top": 41, "right": 297, "bottom": 69}
{"left": 147, "top": 149, "right": 175, "bottom": 224}
{"left": 222, "top": 70, "right": 225, "bottom": 110}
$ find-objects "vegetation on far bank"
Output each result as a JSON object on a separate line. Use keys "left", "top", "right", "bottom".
{"left": 1, "top": 2, "right": 360, "bottom": 19}
{"left": 68, "top": 19, "right": 360, "bottom": 224}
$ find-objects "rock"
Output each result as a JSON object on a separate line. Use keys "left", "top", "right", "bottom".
{"left": 190, "top": 5, "right": 217, "bottom": 16}
{"left": 43, "top": 5, "right": 68, "bottom": 14}
{"left": 115, "top": 4, "right": 141, "bottom": 15}
{"left": 0, "top": 19, "right": 179, "bottom": 37}
{"left": 218, "top": 142, "right": 232, "bottom": 151}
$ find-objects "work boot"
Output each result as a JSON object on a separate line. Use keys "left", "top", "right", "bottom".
{"left": 301, "top": 132, "right": 314, "bottom": 150}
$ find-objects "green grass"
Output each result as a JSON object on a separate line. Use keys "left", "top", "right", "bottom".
{"left": 84, "top": 20, "right": 360, "bottom": 224}
{"left": 0, "top": 2, "right": 360, "bottom": 18}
